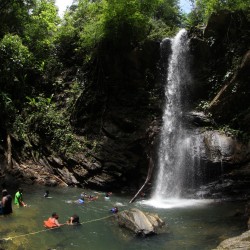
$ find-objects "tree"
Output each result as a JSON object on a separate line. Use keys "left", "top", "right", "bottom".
{"left": 23, "top": 0, "right": 60, "bottom": 73}
{"left": 57, "top": 0, "right": 181, "bottom": 65}
{"left": 0, "top": 0, "right": 36, "bottom": 39}
{"left": 192, "top": 0, "right": 250, "bottom": 24}
{"left": 0, "top": 0, "right": 60, "bottom": 133}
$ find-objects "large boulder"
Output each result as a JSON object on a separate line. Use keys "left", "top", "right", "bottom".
{"left": 115, "top": 208, "right": 165, "bottom": 236}
{"left": 200, "top": 131, "right": 250, "bottom": 165}
{"left": 213, "top": 230, "right": 250, "bottom": 250}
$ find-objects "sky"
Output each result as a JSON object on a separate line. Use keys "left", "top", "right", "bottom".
{"left": 55, "top": 0, "right": 193, "bottom": 18}
{"left": 55, "top": 0, "right": 73, "bottom": 17}
{"left": 180, "top": 0, "right": 193, "bottom": 13}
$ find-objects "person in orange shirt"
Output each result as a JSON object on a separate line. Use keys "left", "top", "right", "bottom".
{"left": 44, "top": 212, "right": 62, "bottom": 228}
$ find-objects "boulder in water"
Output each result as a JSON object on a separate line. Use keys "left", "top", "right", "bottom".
{"left": 213, "top": 230, "right": 250, "bottom": 250}
{"left": 115, "top": 208, "right": 165, "bottom": 236}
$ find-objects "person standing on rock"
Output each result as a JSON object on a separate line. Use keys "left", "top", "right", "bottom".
{"left": 14, "top": 188, "right": 27, "bottom": 207}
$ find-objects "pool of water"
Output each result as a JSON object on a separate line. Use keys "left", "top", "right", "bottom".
{"left": 0, "top": 185, "right": 247, "bottom": 250}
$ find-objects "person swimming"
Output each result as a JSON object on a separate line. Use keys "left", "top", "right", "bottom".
{"left": 67, "top": 214, "right": 80, "bottom": 225}
{"left": 110, "top": 207, "right": 118, "bottom": 214}
{"left": 44, "top": 212, "right": 62, "bottom": 228}
{"left": 104, "top": 192, "right": 112, "bottom": 200}
{"left": 76, "top": 197, "right": 84, "bottom": 204}
{"left": 88, "top": 195, "right": 98, "bottom": 201}
{"left": 44, "top": 190, "right": 49, "bottom": 198}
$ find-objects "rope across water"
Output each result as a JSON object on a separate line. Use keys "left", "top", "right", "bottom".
{"left": 1, "top": 214, "right": 115, "bottom": 241}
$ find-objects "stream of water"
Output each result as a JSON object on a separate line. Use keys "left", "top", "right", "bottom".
{"left": 153, "top": 29, "right": 195, "bottom": 202}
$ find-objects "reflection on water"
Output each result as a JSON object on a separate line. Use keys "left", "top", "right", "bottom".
{"left": 0, "top": 186, "right": 246, "bottom": 249}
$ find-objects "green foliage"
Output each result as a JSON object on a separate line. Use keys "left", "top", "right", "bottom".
{"left": 0, "top": 0, "right": 60, "bottom": 107}
{"left": 101, "top": 0, "right": 149, "bottom": 46}
{"left": 23, "top": 0, "right": 60, "bottom": 72}
{"left": 218, "top": 125, "right": 249, "bottom": 141}
{"left": 57, "top": 0, "right": 181, "bottom": 65}
{"left": 77, "top": 0, "right": 104, "bottom": 57}
{"left": 0, "top": 34, "right": 32, "bottom": 109}
{"left": 187, "top": 0, "right": 250, "bottom": 26}
{"left": 0, "top": 0, "right": 61, "bottom": 133}
{"left": 14, "top": 95, "right": 80, "bottom": 155}
{"left": 197, "top": 100, "right": 210, "bottom": 111}
{"left": 0, "top": 0, "right": 183, "bottom": 158}
{"left": 99, "top": 0, "right": 180, "bottom": 45}
{"left": 155, "top": 0, "right": 182, "bottom": 26}
{"left": 0, "top": 92, "right": 17, "bottom": 129}
{"left": 0, "top": 0, "right": 36, "bottom": 38}
{"left": 0, "top": 34, "right": 32, "bottom": 77}
{"left": 147, "top": 19, "right": 176, "bottom": 40}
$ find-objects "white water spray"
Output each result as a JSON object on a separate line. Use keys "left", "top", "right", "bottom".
{"left": 143, "top": 29, "right": 211, "bottom": 208}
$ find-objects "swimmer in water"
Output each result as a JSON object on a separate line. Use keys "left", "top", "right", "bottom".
{"left": 67, "top": 214, "right": 80, "bottom": 225}
{"left": 44, "top": 190, "right": 49, "bottom": 198}
{"left": 110, "top": 207, "right": 118, "bottom": 214}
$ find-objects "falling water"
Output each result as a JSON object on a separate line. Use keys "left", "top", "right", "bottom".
{"left": 144, "top": 29, "right": 210, "bottom": 208}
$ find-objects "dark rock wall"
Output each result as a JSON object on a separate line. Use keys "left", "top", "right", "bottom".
{"left": 189, "top": 10, "right": 250, "bottom": 133}
{"left": 68, "top": 40, "right": 165, "bottom": 190}
{"left": 188, "top": 10, "right": 250, "bottom": 198}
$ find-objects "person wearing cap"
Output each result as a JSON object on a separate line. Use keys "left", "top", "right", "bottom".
{"left": 1, "top": 189, "right": 13, "bottom": 215}
{"left": 44, "top": 212, "right": 62, "bottom": 228}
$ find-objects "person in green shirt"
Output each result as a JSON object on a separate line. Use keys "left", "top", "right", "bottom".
{"left": 14, "top": 188, "right": 27, "bottom": 207}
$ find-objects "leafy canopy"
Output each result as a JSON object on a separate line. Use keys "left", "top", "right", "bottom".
{"left": 187, "top": 0, "right": 250, "bottom": 25}
{"left": 57, "top": 0, "right": 181, "bottom": 65}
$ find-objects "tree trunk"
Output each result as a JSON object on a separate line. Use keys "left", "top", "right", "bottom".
{"left": 6, "top": 134, "right": 12, "bottom": 169}
{"left": 129, "top": 157, "right": 154, "bottom": 203}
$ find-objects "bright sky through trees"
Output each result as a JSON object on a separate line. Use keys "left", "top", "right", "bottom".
{"left": 55, "top": 0, "right": 73, "bottom": 17}
{"left": 180, "top": 0, "right": 193, "bottom": 13}
{"left": 55, "top": 0, "right": 193, "bottom": 17}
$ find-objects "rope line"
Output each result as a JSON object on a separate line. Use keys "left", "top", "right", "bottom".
{"left": 1, "top": 214, "right": 114, "bottom": 241}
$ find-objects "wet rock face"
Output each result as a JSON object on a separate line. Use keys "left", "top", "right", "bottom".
{"left": 193, "top": 130, "right": 250, "bottom": 199}
{"left": 180, "top": 123, "right": 250, "bottom": 199}
{"left": 185, "top": 111, "right": 215, "bottom": 127}
{"left": 200, "top": 131, "right": 250, "bottom": 165}
{"left": 185, "top": 10, "right": 250, "bottom": 198}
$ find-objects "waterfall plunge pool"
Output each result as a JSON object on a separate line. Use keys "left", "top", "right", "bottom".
{"left": 140, "top": 198, "right": 213, "bottom": 209}
{"left": 0, "top": 185, "right": 247, "bottom": 250}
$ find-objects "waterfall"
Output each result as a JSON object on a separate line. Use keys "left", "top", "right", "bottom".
{"left": 144, "top": 29, "right": 210, "bottom": 208}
